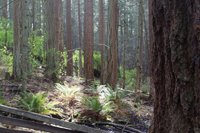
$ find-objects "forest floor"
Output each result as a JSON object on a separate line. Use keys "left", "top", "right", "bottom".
{"left": 0, "top": 66, "right": 153, "bottom": 133}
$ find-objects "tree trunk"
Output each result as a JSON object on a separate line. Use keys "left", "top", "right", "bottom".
{"left": 148, "top": 0, "right": 155, "bottom": 102}
{"left": 55, "top": 0, "right": 60, "bottom": 51}
{"left": 13, "top": 0, "right": 21, "bottom": 80}
{"left": 21, "top": 0, "right": 30, "bottom": 91}
{"left": 78, "top": 0, "right": 83, "bottom": 77}
{"left": 136, "top": 0, "right": 143, "bottom": 94}
{"left": 66, "top": 0, "right": 73, "bottom": 76}
{"left": 123, "top": 0, "right": 127, "bottom": 89}
{"left": 99, "top": 0, "right": 105, "bottom": 85}
{"left": 59, "top": 0, "right": 65, "bottom": 75}
{"left": 85, "top": 0, "right": 94, "bottom": 82}
{"left": 9, "top": 0, "right": 13, "bottom": 20}
{"left": 45, "top": 0, "right": 57, "bottom": 82}
{"left": 106, "top": 0, "right": 119, "bottom": 89}
{"left": 2, "top": 0, "right": 7, "bottom": 19}
{"left": 149, "top": 0, "right": 200, "bottom": 132}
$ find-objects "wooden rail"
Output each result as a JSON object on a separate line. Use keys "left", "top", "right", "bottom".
{"left": 0, "top": 116, "right": 79, "bottom": 133}
{"left": 0, "top": 104, "right": 107, "bottom": 133}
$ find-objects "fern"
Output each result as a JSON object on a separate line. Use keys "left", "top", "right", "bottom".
{"left": 17, "top": 91, "right": 61, "bottom": 115}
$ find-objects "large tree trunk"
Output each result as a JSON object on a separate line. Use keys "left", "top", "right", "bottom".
{"left": 106, "top": 0, "right": 119, "bottom": 89}
{"left": 149, "top": 0, "right": 200, "bottom": 132}
{"left": 66, "top": 0, "right": 73, "bottom": 76}
{"left": 45, "top": 0, "right": 57, "bottom": 82}
{"left": 84, "top": 0, "right": 94, "bottom": 82}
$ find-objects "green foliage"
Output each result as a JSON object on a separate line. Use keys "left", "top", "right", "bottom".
{"left": 55, "top": 83, "right": 82, "bottom": 97}
{"left": 81, "top": 97, "right": 102, "bottom": 113}
{"left": 17, "top": 91, "right": 61, "bottom": 115}
{"left": 73, "top": 50, "right": 101, "bottom": 72}
{"left": 29, "top": 30, "right": 45, "bottom": 57}
{"left": 98, "top": 84, "right": 127, "bottom": 105}
{"left": 0, "top": 19, "right": 13, "bottom": 48}
{"left": 81, "top": 96, "right": 115, "bottom": 117}
{"left": 0, "top": 100, "right": 10, "bottom": 106}
{"left": 119, "top": 66, "right": 137, "bottom": 89}
{"left": 0, "top": 47, "right": 13, "bottom": 66}
{"left": 93, "top": 51, "right": 101, "bottom": 71}
{"left": 55, "top": 83, "right": 82, "bottom": 106}
{"left": 0, "top": 47, "right": 13, "bottom": 74}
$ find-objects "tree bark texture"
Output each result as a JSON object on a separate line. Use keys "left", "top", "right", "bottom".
{"left": 99, "top": 0, "right": 105, "bottom": 85}
{"left": 66, "top": 0, "right": 73, "bottom": 76}
{"left": 136, "top": 0, "right": 143, "bottom": 93}
{"left": 45, "top": 0, "right": 57, "bottom": 82}
{"left": 13, "top": 0, "right": 21, "bottom": 80}
{"left": 106, "top": 0, "right": 119, "bottom": 89}
{"left": 149, "top": 0, "right": 200, "bottom": 132}
{"left": 21, "top": 0, "right": 30, "bottom": 91}
{"left": 78, "top": 0, "right": 83, "bottom": 77}
{"left": 148, "top": 0, "right": 155, "bottom": 102}
{"left": 84, "top": 0, "right": 94, "bottom": 82}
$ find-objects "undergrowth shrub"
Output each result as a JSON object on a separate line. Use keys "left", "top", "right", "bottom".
{"left": 16, "top": 91, "right": 61, "bottom": 115}
{"left": 119, "top": 66, "right": 137, "bottom": 89}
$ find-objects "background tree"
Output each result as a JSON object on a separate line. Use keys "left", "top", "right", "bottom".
{"left": 21, "top": 0, "right": 31, "bottom": 91}
{"left": 123, "top": 0, "right": 127, "bottom": 89}
{"left": 78, "top": 0, "right": 82, "bottom": 77}
{"left": 13, "top": 0, "right": 21, "bottom": 80}
{"left": 84, "top": 0, "right": 94, "bottom": 82}
{"left": 136, "top": 0, "right": 143, "bottom": 93}
{"left": 66, "top": 0, "right": 73, "bottom": 76}
{"left": 149, "top": 0, "right": 200, "bottom": 132}
{"left": 99, "top": 0, "right": 105, "bottom": 85}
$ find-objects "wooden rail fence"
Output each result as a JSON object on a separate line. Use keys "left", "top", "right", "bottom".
{"left": 0, "top": 104, "right": 107, "bottom": 133}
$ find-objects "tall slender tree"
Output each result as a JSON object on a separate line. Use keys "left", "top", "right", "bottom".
{"left": 84, "top": 0, "right": 94, "bottom": 82}
{"left": 78, "top": 0, "right": 82, "bottom": 77}
{"left": 13, "top": 0, "right": 21, "bottom": 80}
{"left": 148, "top": 0, "right": 155, "bottom": 101}
{"left": 136, "top": 0, "right": 143, "bottom": 94}
{"left": 83, "top": 0, "right": 87, "bottom": 78}
{"left": 99, "top": 0, "right": 105, "bottom": 85}
{"left": 66, "top": 0, "right": 73, "bottom": 76}
{"left": 123, "top": 0, "right": 127, "bottom": 89}
{"left": 21, "top": 0, "right": 31, "bottom": 91}
{"left": 9, "top": 0, "right": 13, "bottom": 20}
{"left": 2, "top": 0, "right": 7, "bottom": 19}
{"left": 59, "top": 0, "right": 65, "bottom": 75}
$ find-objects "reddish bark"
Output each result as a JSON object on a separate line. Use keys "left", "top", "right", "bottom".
{"left": 86, "top": 0, "right": 94, "bottom": 81}
{"left": 149, "top": 0, "right": 200, "bottom": 132}
{"left": 66, "top": 0, "right": 73, "bottom": 76}
{"left": 99, "top": 0, "right": 105, "bottom": 85}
